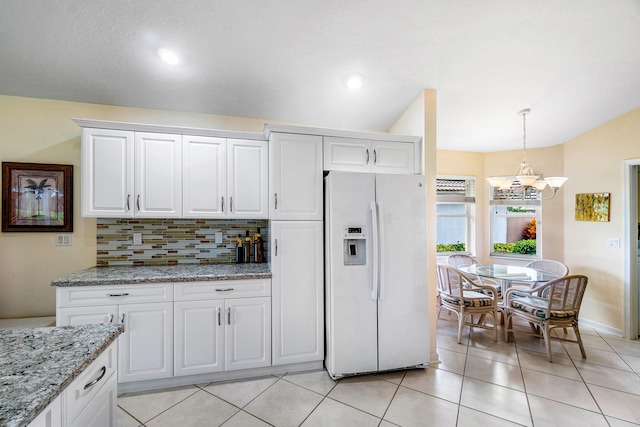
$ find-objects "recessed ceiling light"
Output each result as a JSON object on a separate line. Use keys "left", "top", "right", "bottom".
{"left": 344, "top": 73, "right": 365, "bottom": 89}
{"left": 157, "top": 48, "right": 182, "bottom": 65}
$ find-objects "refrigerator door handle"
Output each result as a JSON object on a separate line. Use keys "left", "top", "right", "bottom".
{"left": 370, "top": 201, "right": 379, "bottom": 300}
{"left": 377, "top": 201, "right": 385, "bottom": 300}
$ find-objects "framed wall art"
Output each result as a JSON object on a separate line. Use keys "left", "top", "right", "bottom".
{"left": 575, "top": 192, "right": 610, "bottom": 222}
{"left": 2, "top": 162, "right": 73, "bottom": 232}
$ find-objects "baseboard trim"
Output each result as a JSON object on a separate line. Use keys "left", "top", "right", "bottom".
{"left": 580, "top": 317, "right": 623, "bottom": 337}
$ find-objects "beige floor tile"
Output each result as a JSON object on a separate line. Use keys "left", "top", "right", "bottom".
{"left": 457, "top": 406, "right": 527, "bottom": 427}
{"left": 117, "top": 385, "right": 199, "bottom": 423}
{"left": 467, "top": 344, "right": 520, "bottom": 366}
{"left": 301, "top": 397, "right": 380, "bottom": 426}
{"left": 516, "top": 349, "right": 581, "bottom": 380}
{"left": 464, "top": 354, "right": 524, "bottom": 391}
{"left": 528, "top": 395, "right": 608, "bottom": 426}
{"left": 379, "top": 420, "right": 400, "bottom": 427}
{"left": 369, "top": 369, "right": 407, "bottom": 384}
{"left": 606, "top": 416, "right": 640, "bottom": 426}
{"left": 400, "top": 367, "right": 463, "bottom": 403}
{"left": 619, "top": 353, "right": 640, "bottom": 373}
{"left": 577, "top": 362, "right": 640, "bottom": 395}
{"left": 117, "top": 407, "right": 142, "bottom": 427}
{"left": 328, "top": 375, "right": 398, "bottom": 418}
{"left": 436, "top": 332, "right": 470, "bottom": 353}
{"left": 146, "top": 390, "right": 238, "bottom": 427}
{"left": 590, "top": 384, "right": 640, "bottom": 424}
{"left": 460, "top": 377, "right": 532, "bottom": 426}
{"left": 604, "top": 337, "right": 640, "bottom": 357}
{"left": 384, "top": 386, "right": 459, "bottom": 427}
{"left": 564, "top": 343, "right": 633, "bottom": 371}
{"left": 522, "top": 368, "right": 599, "bottom": 412}
{"left": 244, "top": 379, "right": 323, "bottom": 427}
{"left": 221, "top": 410, "right": 271, "bottom": 427}
{"left": 204, "top": 376, "right": 278, "bottom": 408}
{"left": 283, "top": 370, "right": 337, "bottom": 395}
{"left": 434, "top": 347, "right": 468, "bottom": 375}
{"left": 513, "top": 332, "right": 569, "bottom": 360}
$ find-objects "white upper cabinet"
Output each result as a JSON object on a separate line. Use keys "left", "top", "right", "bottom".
{"left": 81, "top": 128, "right": 134, "bottom": 217}
{"left": 269, "top": 133, "right": 323, "bottom": 220}
{"left": 227, "top": 139, "right": 269, "bottom": 218}
{"left": 182, "top": 136, "right": 226, "bottom": 218}
{"left": 324, "top": 136, "right": 415, "bottom": 174}
{"left": 135, "top": 132, "right": 183, "bottom": 217}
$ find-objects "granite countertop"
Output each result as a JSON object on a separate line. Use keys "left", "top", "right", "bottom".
{"left": 0, "top": 323, "right": 123, "bottom": 427}
{"left": 51, "top": 263, "right": 272, "bottom": 287}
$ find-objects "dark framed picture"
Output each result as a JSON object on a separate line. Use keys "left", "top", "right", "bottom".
{"left": 2, "top": 162, "right": 73, "bottom": 232}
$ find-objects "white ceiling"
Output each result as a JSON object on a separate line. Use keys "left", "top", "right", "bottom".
{"left": 1, "top": 0, "right": 639, "bottom": 152}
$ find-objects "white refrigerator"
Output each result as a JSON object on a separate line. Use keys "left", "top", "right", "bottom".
{"left": 324, "top": 171, "right": 430, "bottom": 379}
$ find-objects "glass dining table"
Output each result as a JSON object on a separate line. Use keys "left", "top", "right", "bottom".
{"left": 456, "top": 263, "right": 561, "bottom": 292}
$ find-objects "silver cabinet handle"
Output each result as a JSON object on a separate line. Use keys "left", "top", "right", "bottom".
{"left": 230, "top": 196, "right": 233, "bottom": 212}
{"left": 274, "top": 193, "right": 278, "bottom": 210}
{"left": 217, "top": 307, "right": 221, "bottom": 326}
{"left": 108, "top": 314, "right": 114, "bottom": 323}
{"left": 107, "top": 293, "right": 130, "bottom": 297}
{"left": 221, "top": 197, "right": 225, "bottom": 212}
{"left": 366, "top": 149, "right": 370, "bottom": 164}
{"left": 136, "top": 195, "right": 140, "bottom": 211}
{"left": 227, "top": 307, "right": 231, "bottom": 325}
{"left": 373, "top": 149, "right": 377, "bottom": 164}
{"left": 84, "top": 366, "right": 107, "bottom": 390}
{"left": 215, "top": 288, "right": 234, "bottom": 292}
{"left": 126, "top": 195, "right": 130, "bottom": 211}
{"left": 275, "top": 238, "right": 278, "bottom": 256}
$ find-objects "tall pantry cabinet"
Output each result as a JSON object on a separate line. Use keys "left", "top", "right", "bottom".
{"left": 268, "top": 132, "right": 324, "bottom": 365}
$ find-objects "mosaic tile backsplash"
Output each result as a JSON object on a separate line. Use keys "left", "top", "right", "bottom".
{"left": 97, "top": 218, "right": 269, "bottom": 267}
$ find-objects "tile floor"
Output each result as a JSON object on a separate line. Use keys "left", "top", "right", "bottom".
{"left": 117, "top": 313, "right": 640, "bottom": 426}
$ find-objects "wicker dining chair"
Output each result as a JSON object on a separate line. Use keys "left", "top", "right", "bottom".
{"left": 436, "top": 264, "right": 499, "bottom": 344}
{"left": 503, "top": 274, "right": 588, "bottom": 362}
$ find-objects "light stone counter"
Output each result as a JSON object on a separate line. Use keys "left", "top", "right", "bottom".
{"left": 50, "top": 263, "right": 271, "bottom": 287}
{"left": 0, "top": 323, "right": 123, "bottom": 427}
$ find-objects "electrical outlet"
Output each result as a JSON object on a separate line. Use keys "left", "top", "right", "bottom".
{"left": 607, "top": 238, "right": 620, "bottom": 248}
{"left": 133, "top": 232, "right": 142, "bottom": 246}
{"left": 215, "top": 232, "right": 223, "bottom": 244}
{"left": 56, "top": 234, "right": 71, "bottom": 246}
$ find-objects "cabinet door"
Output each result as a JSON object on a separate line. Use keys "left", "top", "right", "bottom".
{"left": 56, "top": 306, "right": 118, "bottom": 326}
{"left": 174, "top": 300, "right": 224, "bottom": 376}
{"left": 227, "top": 139, "right": 268, "bottom": 218}
{"left": 269, "top": 133, "right": 323, "bottom": 220}
{"left": 225, "top": 297, "right": 271, "bottom": 370}
{"left": 68, "top": 373, "right": 117, "bottom": 427}
{"left": 81, "top": 128, "right": 134, "bottom": 217}
{"left": 323, "top": 136, "right": 370, "bottom": 172}
{"left": 370, "top": 140, "right": 415, "bottom": 174}
{"left": 118, "top": 302, "right": 173, "bottom": 382}
{"left": 182, "top": 135, "right": 226, "bottom": 218}
{"left": 135, "top": 132, "right": 182, "bottom": 217}
{"left": 29, "top": 394, "right": 61, "bottom": 427}
{"left": 271, "top": 221, "right": 324, "bottom": 365}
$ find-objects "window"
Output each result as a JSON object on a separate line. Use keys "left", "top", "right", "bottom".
{"left": 436, "top": 177, "right": 475, "bottom": 254}
{"left": 490, "top": 183, "right": 540, "bottom": 258}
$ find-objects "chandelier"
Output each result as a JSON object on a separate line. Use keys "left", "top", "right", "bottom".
{"left": 487, "top": 108, "right": 568, "bottom": 199}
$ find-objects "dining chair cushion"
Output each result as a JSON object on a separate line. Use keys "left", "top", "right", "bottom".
{"left": 477, "top": 283, "right": 502, "bottom": 298}
{"left": 509, "top": 296, "right": 577, "bottom": 319}
{"left": 441, "top": 290, "right": 494, "bottom": 307}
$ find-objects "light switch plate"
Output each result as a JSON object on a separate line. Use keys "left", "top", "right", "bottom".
{"left": 56, "top": 234, "right": 71, "bottom": 246}
{"left": 607, "top": 238, "right": 620, "bottom": 248}
{"left": 133, "top": 232, "right": 142, "bottom": 246}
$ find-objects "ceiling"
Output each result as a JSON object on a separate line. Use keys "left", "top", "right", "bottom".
{"left": 1, "top": 1, "right": 639, "bottom": 152}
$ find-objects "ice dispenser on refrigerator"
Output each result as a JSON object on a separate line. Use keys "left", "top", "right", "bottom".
{"left": 343, "top": 226, "right": 366, "bottom": 265}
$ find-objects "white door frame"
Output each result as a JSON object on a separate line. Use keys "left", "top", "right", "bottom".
{"left": 623, "top": 159, "right": 639, "bottom": 339}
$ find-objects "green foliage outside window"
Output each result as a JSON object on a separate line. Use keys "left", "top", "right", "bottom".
{"left": 436, "top": 243, "right": 466, "bottom": 252}
{"left": 493, "top": 239, "right": 536, "bottom": 255}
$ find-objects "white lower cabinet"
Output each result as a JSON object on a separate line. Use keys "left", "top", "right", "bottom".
{"left": 29, "top": 395, "right": 61, "bottom": 427}
{"left": 174, "top": 280, "right": 271, "bottom": 376}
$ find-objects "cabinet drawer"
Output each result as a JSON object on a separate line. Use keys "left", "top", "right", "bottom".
{"left": 64, "top": 341, "right": 117, "bottom": 426}
{"left": 57, "top": 283, "right": 173, "bottom": 307}
{"left": 174, "top": 279, "right": 271, "bottom": 301}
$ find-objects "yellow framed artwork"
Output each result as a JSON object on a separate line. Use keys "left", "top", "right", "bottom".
{"left": 575, "top": 193, "right": 610, "bottom": 222}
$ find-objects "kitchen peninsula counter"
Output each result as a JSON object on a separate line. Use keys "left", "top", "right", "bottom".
{"left": 0, "top": 323, "right": 123, "bottom": 427}
{"left": 50, "top": 263, "right": 272, "bottom": 287}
